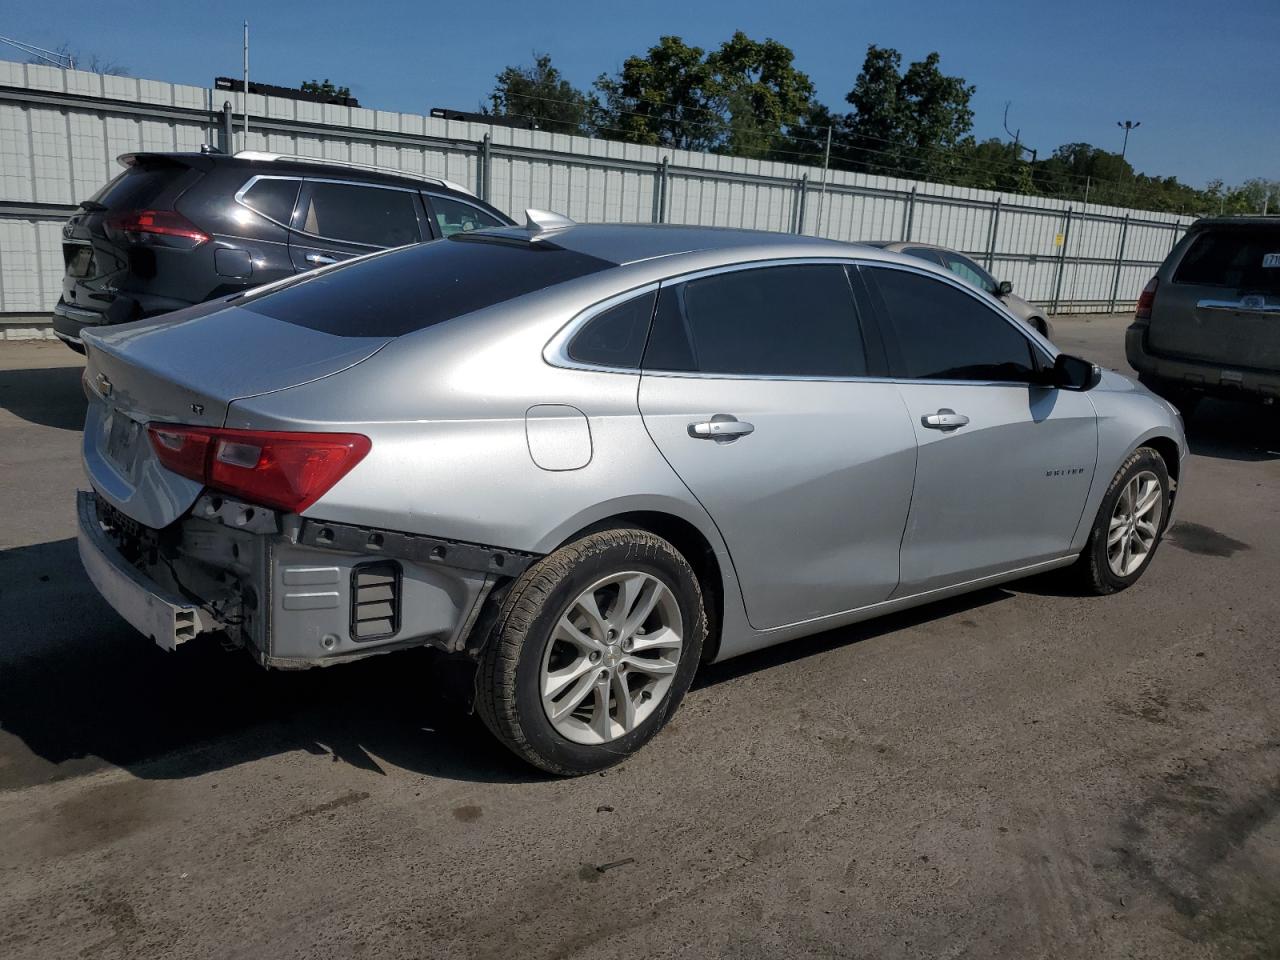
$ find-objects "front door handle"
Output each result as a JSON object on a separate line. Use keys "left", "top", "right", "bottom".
{"left": 305, "top": 253, "right": 339, "bottom": 266}
{"left": 688, "top": 413, "right": 755, "bottom": 443}
{"left": 921, "top": 408, "right": 970, "bottom": 431}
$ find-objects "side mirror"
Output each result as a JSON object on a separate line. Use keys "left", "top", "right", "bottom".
{"left": 997, "top": 280, "right": 1014, "bottom": 296}
{"left": 1052, "top": 353, "right": 1102, "bottom": 391}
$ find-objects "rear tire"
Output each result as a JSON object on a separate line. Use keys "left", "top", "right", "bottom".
{"left": 476, "top": 528, "right": 705, "bottom": 776}
{"left": 1074, "top": 447, "right": 1170, "bottom": 595}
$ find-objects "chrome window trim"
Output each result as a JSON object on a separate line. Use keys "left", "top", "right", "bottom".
{"left": 543, "top": 282, "right": 661, "bottom": 374}
{"left": 544, "top": 255, "right": 1055, "bottom": 385}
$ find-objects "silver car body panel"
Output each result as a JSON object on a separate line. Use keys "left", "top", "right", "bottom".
{"left": 76, "top": 224, "right": 1186, "bottom": 667}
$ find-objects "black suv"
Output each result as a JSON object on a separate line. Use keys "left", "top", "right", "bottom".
{"left": 53, "top": 151, "right": 514, "bottom": 350}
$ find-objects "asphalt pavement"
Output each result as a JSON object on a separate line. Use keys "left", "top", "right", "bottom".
{"left": 1, "top": 315, "right": 1277, "bottom": 959}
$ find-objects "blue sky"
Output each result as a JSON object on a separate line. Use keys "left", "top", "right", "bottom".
{"left": 4, "top": 0, "right": 1275, "bottom": 187}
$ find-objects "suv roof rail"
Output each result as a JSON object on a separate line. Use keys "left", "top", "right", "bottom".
{"left": 233, "top": 151, "right": 475, "bottom": 198}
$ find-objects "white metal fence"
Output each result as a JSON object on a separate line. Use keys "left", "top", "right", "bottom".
{"left": 0, "top": 59, "right": 1190, "bottom": 320}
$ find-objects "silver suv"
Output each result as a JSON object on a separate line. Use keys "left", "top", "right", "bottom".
{"left": 76, "top": 218, "right": 1186, "bottom": 774}
{"left": 1127, "top": 216, "right": 1280, "bottom": 417}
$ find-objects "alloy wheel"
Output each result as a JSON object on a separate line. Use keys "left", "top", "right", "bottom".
{"left": 1107, "top": 470, "right": 1163, "bottom": 577}
{"left": 539, "top": 571, "right": 684, "bottom": 745}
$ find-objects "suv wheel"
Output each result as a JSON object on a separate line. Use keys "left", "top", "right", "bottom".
{"left": 1075, "top": 447, "right": 1170, "bottom": 595}
{"left": 477, "top": 528, "right": 705, "bottom": 775}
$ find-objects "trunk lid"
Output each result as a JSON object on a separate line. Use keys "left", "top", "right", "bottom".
{"left": 82, "top": 302, "right": 391, "bottom": 528}
{"left": 1148, "top": 223, "right": 1280, "bottom": 371}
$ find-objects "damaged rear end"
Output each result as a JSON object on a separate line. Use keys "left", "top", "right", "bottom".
{"left": 76, "top": 297, "right": 518, "bottom": 667}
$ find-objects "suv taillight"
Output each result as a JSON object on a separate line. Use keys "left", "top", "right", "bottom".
{"left": 147, "top": 425, "right": 371, "bottom": 513}
{"left": 104, "top": 209, "right": 210, "bottom": 249}
{"left": 1135, "top": 276, "right": 1159, "bottom": 321}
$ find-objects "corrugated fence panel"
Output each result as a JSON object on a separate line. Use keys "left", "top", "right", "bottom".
{"left": 0, "top": 60, "right": 1195, "bottom": 317}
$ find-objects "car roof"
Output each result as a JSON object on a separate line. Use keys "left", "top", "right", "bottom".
{"left": 1188, "top": 215, "right": 1280, "bottom": 230}
{"left": 118, "top": 151, "right": 479, "bottom": 199}
{"left": 462, "top": 222, "right": 882, "bottom": 268}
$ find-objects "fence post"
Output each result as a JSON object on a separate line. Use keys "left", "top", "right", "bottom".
{"left": 1108, "top": 214, "right": 1130, "bottom": 314}
{"left": 1051, "top": 207, "right": 1073, "bottom": 315}
{"left": 985, "top": 197, "right": 1002, "bottom": 271}
{"left": 221, "top": 101, "right": 234, "bottom": 153}
{"left": 653, "top": 158, "right": 669, "bottom": 224}
{"left": 478, "top": 134, "right": 492, "bottom": 203}
{"left": 1169, "top": 219, "right": 1181, "bottom": 254}
{"left": 794, "top": 174, "right": 808, "bottom": 234}
{"left": 902, "top": 187, "right": 917, "bottom": 241}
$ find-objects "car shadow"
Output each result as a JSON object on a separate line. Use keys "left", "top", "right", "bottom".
{"left": 2, "top": 537, "right": 1023, "bottom": 789}
{"left": 694, "top": 587, "right": 1013, "bottom": 689}
{"left": 0, "top": 364, "right": 87, "bottom": 431}
{"left": 0, "top": 537, "right": 542, "bottom": 790}
{"left": 1183, "top": 397, "right": 1279, "bottom": 462}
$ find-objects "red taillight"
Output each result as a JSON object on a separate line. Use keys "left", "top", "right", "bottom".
{"left": 147, "top": 425, "right": 371, "bottom": 513}
{"left": 1135, "top": 276, "right": 1159, "bottom": 320}
{"left": 104, "top": 209, "right": 210, "bottom": 248}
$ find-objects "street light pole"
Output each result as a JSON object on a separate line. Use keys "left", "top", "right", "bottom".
{"left": 1116, "top": 120, "right": 1141, "bottom": 161}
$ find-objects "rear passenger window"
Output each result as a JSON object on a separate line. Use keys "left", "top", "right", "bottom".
{"left": 871, "top": 267, "right": 1036, "bottom": 382}
{"left": 299, "top": 181, "right": 421, "bottom": 247}
{"left": 643, "top": 264, "right": 867, "bottom": 377}
{"left": 239, "top": 178, "right": 299, "bottom": 225}
{"left": 568, "top": 291, "right": 656, "bottom": 368}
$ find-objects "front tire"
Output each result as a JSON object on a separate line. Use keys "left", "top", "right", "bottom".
{"left": 476, "top": 528, "right": 705, "bottom": 775}
{"left": 1075, "top": 447, "right": 1170, "bottom": 595}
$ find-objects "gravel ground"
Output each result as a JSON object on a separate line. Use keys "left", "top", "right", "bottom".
{"left": 1, "top": 316, "right": 1277, "bottom": 960}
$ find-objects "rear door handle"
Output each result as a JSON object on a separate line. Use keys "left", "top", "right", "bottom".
{"left": 305, "top": 253, "right": 338, "bottom": 266}
{"left": 921, "top": 408, "right": 970, "bottom": 431}
{"left": 688, "top": 414, "right": 755, "bottom": 443}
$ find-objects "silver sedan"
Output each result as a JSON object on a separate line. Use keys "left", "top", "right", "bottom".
{"left": 76, "top": 215, "right": 1187, "bottom": 774}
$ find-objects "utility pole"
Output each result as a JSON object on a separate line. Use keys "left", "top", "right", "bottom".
{"left": 1116, "top": 120, "right": 1140, "bottom": 161}
{"left": 815, "top": 126, "right": 833, "bottom": 236}
{"left": 241, "top": 21, "right": 250, "bottom": 150}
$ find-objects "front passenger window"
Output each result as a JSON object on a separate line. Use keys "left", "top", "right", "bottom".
{"left": 870, "top": 267, "right": 1037, "bottom": 382}
{"left": 429, "top": 195, "right": 505, "bottom": 237}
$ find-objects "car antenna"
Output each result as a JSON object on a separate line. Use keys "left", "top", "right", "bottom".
{"left": 525, "top": 208, "right": 575, "bottom": 239}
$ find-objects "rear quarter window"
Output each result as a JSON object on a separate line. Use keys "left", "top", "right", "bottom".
{"left": 240, "top": 236, "right": 614, "bottom": 337}
{"left": 1174, "top": 227, "right": 1280, "bottom": 294}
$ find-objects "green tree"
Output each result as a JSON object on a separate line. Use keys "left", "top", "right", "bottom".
{"left": 956, "top": 138, "right": 1034, "bottom": 193}
{"left": 706, "top": 32, "right": 815, "bottom": 159}
{"left": 594, "top": 36, "right": 721, "bottom": 150}
{"left": 488, "top": 53, "right": 597, "bottom": 136}
{"left": 839, "top": 45, "right": 975, "bottom": 180}
{"left": 301, "top": 79, "right": 351, "bottom": 100}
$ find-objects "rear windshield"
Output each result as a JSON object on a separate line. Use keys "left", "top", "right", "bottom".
{"left": 1174, "top": 227, "right": 1280, "bottom": 294}
{"left": 87, "top": 164, "right": 192, "bottom": 210}
{"left": 240, "top": 236, "right": 615, "bottom": 337}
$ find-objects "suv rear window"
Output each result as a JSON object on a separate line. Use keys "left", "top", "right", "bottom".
{"left": 87, "top": 164, "right": 195, "bottom": 210}
{"left": 240, "top": 236, "right": 614, "bottom": 337}
{"left": 1174, "top": 227, "right": 1280, "bottom": 294}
